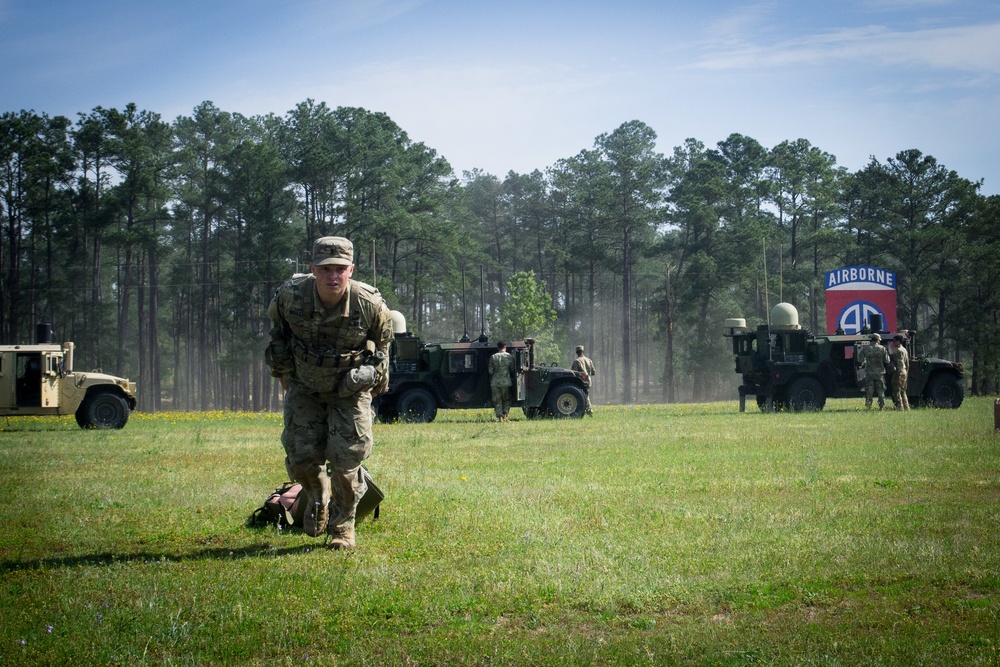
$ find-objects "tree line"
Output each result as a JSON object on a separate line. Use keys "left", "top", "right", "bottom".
{"left": 2, "top": 100, "right": 998, "bottom": 411}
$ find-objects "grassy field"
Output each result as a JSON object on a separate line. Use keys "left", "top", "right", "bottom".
{"left": 1, "top": 398, "right": 998, "bottom": 666}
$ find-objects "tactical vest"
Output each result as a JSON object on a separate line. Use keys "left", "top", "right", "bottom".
{"left": 277, "top": 275, "right": 385, "bottom": 393}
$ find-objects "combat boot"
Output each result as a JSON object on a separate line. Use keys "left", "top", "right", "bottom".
{"left": 327, "top": 522, "right": 355, "bottom": 550}
{"left": 304, "top": 477, "right": 332, "bottom": 537}
{"left": 292, "top": 471, "right": 331, "bottom": 537}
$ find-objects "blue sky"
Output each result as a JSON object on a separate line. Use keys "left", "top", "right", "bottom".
{"left": 3, "top": 0, "right": 999, "bottom": 194}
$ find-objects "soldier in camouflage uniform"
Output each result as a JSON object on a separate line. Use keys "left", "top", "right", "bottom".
{"left": 860, "top": 333, "right": 890, "bottom": 410}
{"left": 571, "top": 345, "right": 596, "bottom": 416}
{"left": 889, "top": 334, "right": 911, "bottom": 411}
{"left": 266, "top": 237, "right": 393, "bottom": 549}
{"left": 488, "top": 341, "right": 514, "bottom": 422}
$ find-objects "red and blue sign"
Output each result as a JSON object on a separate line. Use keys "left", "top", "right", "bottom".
{"left": 824, "top": 266, "right": 897, "bottom": 334}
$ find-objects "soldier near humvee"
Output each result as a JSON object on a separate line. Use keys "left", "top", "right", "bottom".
{"left": 488, "top": 341, "right": 514, "bottom": 422}
{"left": 265, "top": 236, "right": 394, "bottom": 549}
{"left": 570, "top": 345, "right": 596, "bottom": 417}
{"left": 889, "top": 334, "right": 911, "bottom": 411}
{"left": 860, "top": 333, "right": 891, "bottom": 410}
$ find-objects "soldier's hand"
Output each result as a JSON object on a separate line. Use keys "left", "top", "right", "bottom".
{"left": 338, "top": 365, "right": 377, "bottom": 397}
{"left": 279, "top": 376, "right": 289, "bottom": 391}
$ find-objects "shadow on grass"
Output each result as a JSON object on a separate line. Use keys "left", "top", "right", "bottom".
{"left": 0, "top": 539, "right": 327, "bottom": 573}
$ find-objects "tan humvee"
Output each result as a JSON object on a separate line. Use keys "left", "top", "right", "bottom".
{"left": 0, "top": 339, "right": 137, "bottom": 429}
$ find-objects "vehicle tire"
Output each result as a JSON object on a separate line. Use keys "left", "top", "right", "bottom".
{"left": 522, "top": 406, "right": 541, "bottom": 419}
{"left": 397, "top": 387, "right": 438, "bottom": 423}
{"left": 924, "top": 374, "right": 963, "bottom": 409}
{"left": 75, "top": 390, "right": 130, "bottom": 429}
{"left": 787, "top": 377, "right": 826, "bottom": 412}
{"left": 546, "top": 384, "right": 587, "bottom": 418}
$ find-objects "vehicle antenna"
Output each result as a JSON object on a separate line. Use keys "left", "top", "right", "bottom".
{"left": 460, "top": 269, "right": 470, "bottom": 342}
{"left": 763, "top": 238, "right": 772, "bottom": 362}
{"left": 763, "top": 238, "right": 770, "bottom": 327}
{"left": 479, "top": 265, "right": 487, "bottom": 341}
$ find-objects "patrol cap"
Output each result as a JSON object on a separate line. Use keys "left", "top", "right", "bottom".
{"left": 871, "top": 333, "right": 881, "bottom": 342}
{"left": 311, "top": 236, "right": 353, "bottom": 267}
{"left": 576, "top": 345, "right": 584, "bottom": 353}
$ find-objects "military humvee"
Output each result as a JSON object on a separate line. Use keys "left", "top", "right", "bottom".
{"left": 724, "top": 303, "right": 964, "bottom": 412}
{"left": 0, "top": 325, "right": 138, "bottom": 428}
{"left": 373, "top": 311, "right": 590, "bottom": 423}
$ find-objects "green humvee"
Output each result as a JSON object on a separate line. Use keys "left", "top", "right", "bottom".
{"left": 724, "top": 303, "right": 964, "bottom": 412}
{"left": 373, "top": 313, "right": 590, "bottom": 423}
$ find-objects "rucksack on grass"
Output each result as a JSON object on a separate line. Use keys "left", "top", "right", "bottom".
{"left": 248, "top": 481, "right": 305, "bottom": 529}
{"left": 248, "top": 466, "right": 384, "bottom": 530}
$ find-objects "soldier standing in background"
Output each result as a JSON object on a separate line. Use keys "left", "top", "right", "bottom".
{"left": 571, "top": 345, "right": 596, "bottom": 416}
{"left": 860, "top": 332, "right": 891, "bottom": 410}
{"left": 265, "top": 236, "right": 394, "bottom": 549}
{"left": 488, "top": 341, "right": 513, "bottom": 422}
{"left": 889, "top": 334, "right": 911, "bottom": 411}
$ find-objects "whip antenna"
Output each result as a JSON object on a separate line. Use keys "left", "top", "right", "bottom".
{"left": 460, "top": 269, "right": 470, "bottom": 342}
{"left": 763, "top": 238, "right": 770, "bottom": 326}
{"left": 479, "top": 266, "right": 487, "bottom": 341}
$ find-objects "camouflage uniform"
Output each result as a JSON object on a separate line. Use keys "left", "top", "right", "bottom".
{"left": 266, "top": 246, "right": 393, "bottom": 544}
{"left": 488, "top": 345, "right": 514, "bottom": 421}
{"left": 570, "top": 345, "right": 596, "bottom": 416}
{"left": 860, "top": 335, "right": 890, "bottom": 410}
{"left": 890, "top": 340, "right": 910, "bottom": 411}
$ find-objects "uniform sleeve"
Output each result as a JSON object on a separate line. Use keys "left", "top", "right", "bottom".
{"left": 264, "top": 288, "right": 296, "bottom": 378}
{"left": 367, "top": 300, "right": 394, "bottom": 395}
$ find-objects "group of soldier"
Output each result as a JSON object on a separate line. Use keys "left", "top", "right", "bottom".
{"left": 858, "top": 332, "right": 911, "bottom": 411}
{"left": 487, "top": 341, "right": 597, "bottom": 422}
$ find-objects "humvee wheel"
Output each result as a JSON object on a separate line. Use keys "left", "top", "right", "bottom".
{"left": 787, "top": 377, "right": 826, "bottom": 412}
{"left": 924, "top": 374, "right": 963, "bottom": 409}
{"left": 397, "top": 388, "right": 438, "bottom": 423}
{"left": 547, "top": 384, "right": 587, "bottom": 418}
{"left": 75, "top": 390, "right": 130, "bottom": 429}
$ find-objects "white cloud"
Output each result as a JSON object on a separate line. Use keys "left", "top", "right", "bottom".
{"left": 691, "top": 22, "right": 1000, "bottom": 75}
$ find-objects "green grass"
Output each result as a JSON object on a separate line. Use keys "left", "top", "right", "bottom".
{"left": 1, "top": 399, "right": 999, "bottom": 666}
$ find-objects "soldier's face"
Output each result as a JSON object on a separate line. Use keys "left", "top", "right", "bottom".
{"left": 312, "top": 263, "right": 354, "bottom": 304}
